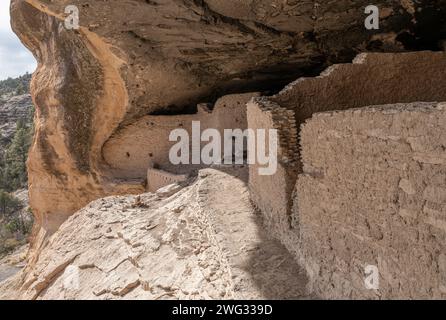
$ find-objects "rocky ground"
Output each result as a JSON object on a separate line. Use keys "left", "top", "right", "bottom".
{"left": 0, "top": 245, "right": 28, "bottom": 283}
{"left": 0, "top": 167, "right": 310, "bottom": 300}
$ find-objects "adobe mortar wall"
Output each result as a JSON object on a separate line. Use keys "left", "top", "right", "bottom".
{"left": 249, "top": 51, "right": 446, "bottom": 239}
{"left": 103, "top": 93, "right": 259, "bottom": 178}
{"left": 246, "top": 51, "right": 446, "bottom": 298}
{"left": 272, "top": 51, "right": 446, "bottom": 124}
{"left": 296, "top": 102, "right": 446, "bottom": 299}
{"left": 147, "top": 168, "right": 188, "bottom": 193}
{"left": 247, "top": 98, "right": 299, "bottom": 236}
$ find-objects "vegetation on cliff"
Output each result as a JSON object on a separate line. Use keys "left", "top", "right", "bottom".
{"left": 0, "top": 120, "right": 33, "bottom": 192}
{"left": 0, "top": 74, "right": 34, "bottom": 257}
{"left": 0, "top": 73, "right": 31, "bottom": 98}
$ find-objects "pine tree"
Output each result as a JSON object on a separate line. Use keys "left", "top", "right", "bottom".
{"left": 1, "top": 121, "right": 32, "bottom": 191}
{"left": 0, "top": 190, "right": 21, "bottom": 217}
{"left": 15, "top": 82, "right": 26, "bottom": 95}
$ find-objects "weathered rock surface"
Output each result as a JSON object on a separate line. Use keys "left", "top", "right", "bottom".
{"left": 0, "top": 245, "right": 28, "bottom": 283}
{"left": 10, "top": 0, "right": 446, "bottom": 237}
{"left": 0, "top": 168, "right": 309, "bottom": 300}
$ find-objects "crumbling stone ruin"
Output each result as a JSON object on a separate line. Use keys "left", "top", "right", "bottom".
{"left": 248, "top": 51, "right": 446, "bottom": 299}
{"left": 103, "top": 93, "right": 257, "bottom": 179}
{"left": 3, "top": 0, "right": 446, "bottom": 299}
{"left": 146, "top": 168, "right": 188, "bottom": 193}
{"left": 298, "top": 102, "right": 446, "bottom": 299}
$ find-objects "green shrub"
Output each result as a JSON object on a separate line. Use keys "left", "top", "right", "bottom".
{"left": 6, "top": 214, "right": 32, "bottom": 235}
{"left": 0, "top": 238, "right": 25, "bottom": 257}
{"left": 0, "top": 73, "right": 31, "bottom": 96}
{"left": 0, "top": 190, "right": 22, "bottom": 217}
{"left": 0, "top": 121, "right": 33, "bottom": 192}
{"left": 0, "top": 74, "right": 34, "bottom": 256}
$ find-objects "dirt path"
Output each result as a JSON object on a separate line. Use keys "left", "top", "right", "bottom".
{"left": 197, "top": 166, "right": 309, "bottom": 299}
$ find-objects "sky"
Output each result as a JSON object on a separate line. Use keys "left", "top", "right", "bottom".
{"left": 0, "top": 0, "right": 37, "bottom": 80}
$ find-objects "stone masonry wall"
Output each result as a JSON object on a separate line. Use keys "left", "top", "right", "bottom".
{"left": 272, "top": 51, "right": 446, "bottom": 125}
{"left": 246, "top": 51, "right": 446, "bottom": 298}
{"left": 248, "top": 51, "right": 446, "bottom": 239}
{"left": 103, "top": 93, "right": 258, "bottom": 179}
{"left": 147, "top": 168, "right": 188, "bottom": 193}
{"left": 247, "top": 97, "right": 299, "bottom": 236}
{"left": 296, "top": 102, "right": 446, "bottom": 299}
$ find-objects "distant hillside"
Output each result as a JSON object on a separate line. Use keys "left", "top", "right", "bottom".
{"left": 0, "top": 74, "right": 34, "bottom": 257}
{"left": 0, "top": 73, "right": 34, "bottom": 146}
{"left": 0, "top": 73, "right": 31, "bottom": 98}
{"left": 0, "top": 73, "right": 34, "bottom": 193}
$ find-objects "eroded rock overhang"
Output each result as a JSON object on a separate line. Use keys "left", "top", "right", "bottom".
{"left": 9, "top": 0, "right": 446, "bottom": 248}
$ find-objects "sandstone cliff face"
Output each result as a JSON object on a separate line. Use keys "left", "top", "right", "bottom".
{"left": 10, "top": 0, "right": 446, "bottom": 239}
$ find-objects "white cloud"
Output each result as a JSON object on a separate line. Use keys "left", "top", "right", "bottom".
{"left": 0, "top": 0, "right": 37, "bottom": 80}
